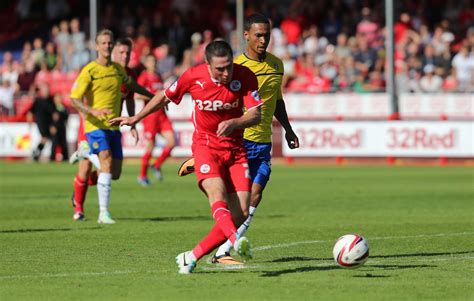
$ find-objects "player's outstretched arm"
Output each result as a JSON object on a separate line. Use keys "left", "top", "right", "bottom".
{"left": 217, "top": 106, "right": 261, "bottom": 137}
{"left": 130, "top": 79, "right": 155, "bottom": 99}
{"left": 109, "top": 91, "right": 170, "bottom": 127}
{"left": 71, "top": 98, "right": 111, "bottom": 118}
{"left": 124, "top": 97, "right": 139, "bottom": 145}
{"left": 274, "top": 99, "right": 299, "bottom": 149}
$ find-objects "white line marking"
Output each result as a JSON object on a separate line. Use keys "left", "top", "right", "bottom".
{"left": 254, "top": 232, "right": 474, "bottom": 251}
{"left": 0, "top": 270, "right": 157, "bottom": 281}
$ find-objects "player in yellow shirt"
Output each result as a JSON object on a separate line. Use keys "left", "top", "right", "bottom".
{"left": 70, "top": 29, "right": 154, "bottom": 224}
{"left": 178, "top": 14, "right": 300, "bottom": 263}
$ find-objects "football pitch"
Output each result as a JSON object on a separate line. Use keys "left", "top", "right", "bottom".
{"left": 0, "top": 161, "right": 473, "bottom": 300}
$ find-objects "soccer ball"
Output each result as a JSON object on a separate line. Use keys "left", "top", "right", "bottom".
{"left": 332, "top": 234, "right": 369, "bottom": 268}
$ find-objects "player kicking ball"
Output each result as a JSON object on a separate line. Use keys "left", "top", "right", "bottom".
{"left": 178, "top": 14, "right": 300, "bottom": 265}
{"left": 110, "top": 40, "right": 262, "bottom": 273}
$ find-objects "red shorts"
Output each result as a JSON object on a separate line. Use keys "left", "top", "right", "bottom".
{"left": 193, "top": 143, "right": 251, "bottom": 194}
{"left": 77, "top": 118, "right": 87, "bottom": 144}
{"left": 143, "top": 111, "right": 173, "bottom": 140}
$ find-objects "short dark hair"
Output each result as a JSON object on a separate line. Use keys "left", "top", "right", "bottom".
{"left": 244, "top": 13, "right": 270, "bottom": 31}
{"left": 205, "top": 40, "right": 233, "bottom": 63}
{"left": 115, "top": 37, "right": 133, "bottom": 49}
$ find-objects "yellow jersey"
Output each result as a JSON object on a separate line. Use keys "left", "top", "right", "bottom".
{"left": 70, "top": 61, "right": 131, "bottom": 133}
{"left": 234, "top": 52, "right": 284, "bottom": 143}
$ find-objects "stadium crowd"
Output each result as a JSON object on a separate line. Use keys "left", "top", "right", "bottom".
{"left": 0, "top": 0, "right": 473, "bottom": 119}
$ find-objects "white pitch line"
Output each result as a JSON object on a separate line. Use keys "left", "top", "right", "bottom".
{"left": 254, "top": 232, "right": 474, "bottom": 252}
{"left": 0, "top": 270, "right": 158, "bottom": 281}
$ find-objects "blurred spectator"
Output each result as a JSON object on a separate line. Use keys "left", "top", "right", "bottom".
{"left": 219, "top": 11, "right": 234, "bottom": 41}
{"left": 0, "top": 78, "right": 16, "bottom": 115}
{"left": 353, "top": 37, "right": 377, "bottom": 75}
{"left": 442, "top": 69, "right": 459, "bottom": 92}
{"left": 174, "top": 48, "right": 192, "bottom": 77}
{"left": 167, "top": 13, "right": 188, "bottom": 62}
{"left": 155, "top": 43, "right": 176, "bottom": 81}
{"left": 280, "top": 10, "right": 302, "bottom": 58}
{"left": 44, "top": 41, "right": 58, "bottom": 70}
{"left": 34, "top": 61, "right": 51, "bottom": 86}
{"left": 16, "top": 62, "right": 36, "bottom": 94}
{"left": 28, "top": 83, "right": 55, "bottom": 161}
{"left": 55, "top": 20, "right": 70, "bottom": 70}
{"left": 357, "top": 7, "right": 379, "bottom": 47}
{"left": 50, "top": 93, "right": 69, "bottom": 161}
{"left": 419, "top": 64, "right": 443, "bottom": 93}
{"left": 1, "top": 52, "right": 19, "bottom": 85}
{"left": 133, "top": 24, "right": 153, "bottom": 60}
{"left": 394, "top": 12, "right": 412, "bottom": 44}
{"left": 322, "top": 10, "right": 342, "bottom": 45}
{"left": 451, "top": 46, "right": 474, "bottom": 91}
{"left": 70, "top": 18, "right": 89, "bottom": 69}
{"left": 31, "top": 38, "right": 45, "bottom": 68}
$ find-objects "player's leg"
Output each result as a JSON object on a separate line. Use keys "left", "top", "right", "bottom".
{"left": 176, "top": 148, "right": 251, "bottom": 273}
{"left": 151, "top": 129, "right": 175, "bottom": 181}
{"left": 138, "top": 132, "right": 155, "bottom": 186}
{"left": 72, "top": 159, "right": 92, "bottom": 221}
{"left": 87, "top": 129, "right": 116, "bottom": 224}
{"left": 213, "top": 142, "right": 271, "bottom": 262}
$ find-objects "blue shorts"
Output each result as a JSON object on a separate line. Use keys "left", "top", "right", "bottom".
{"left": 244, "top": 139, "right": 272, "bottom": 188}
{"left": 86, "top": 129, "right": 123, "bottom": 159}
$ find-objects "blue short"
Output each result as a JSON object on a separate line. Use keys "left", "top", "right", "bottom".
{"left": 86, "top": 129, "right": 123, "bottom": 159}
{"left": 244, "top": 139, "right": 272, "bottom": 188}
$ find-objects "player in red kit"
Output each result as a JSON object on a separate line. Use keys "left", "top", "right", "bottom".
{"left": 110, "top": 41, "right": 262, "bottom": 274}
{"left": 136, "top": 55, "right": 175, "bottom": 186}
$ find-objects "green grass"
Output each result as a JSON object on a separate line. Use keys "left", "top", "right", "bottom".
{"left": 0, "top": 162, "right": 473, "bottom": 300}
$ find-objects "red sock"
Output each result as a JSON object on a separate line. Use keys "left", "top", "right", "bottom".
{"left": 192, "top": 224, "right": 227, "bottom": 260}
{"left": 211, "top": 201, "right": 237, "bottom": 244}
{"left": 154, "top": 146, "right": 172, "bottom": 169}
{"left": 73, "top": 175, "right": 88, "bottom": 213}
{"left": 140, "top": 151, "right": 152, "bottom": 178}
{"left": 88, "top": 170, "right": 98, "bottom": 186}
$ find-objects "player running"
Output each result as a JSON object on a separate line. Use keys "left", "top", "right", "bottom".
{"left": 110, "top": 40, "right": 262, "bottom": 273}
{"left": 135, "top": 54, "right": 175, "bottom": 186}
{"left": 69, "top": 37, "right": 141, "bottom": 221}
{"left": 70, "top": 30, "right": 153, "bottom": 224}
{"left": 179, "top": 14, "right": 300, "bottom": 264}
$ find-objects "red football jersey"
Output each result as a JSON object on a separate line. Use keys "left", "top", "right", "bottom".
{"left": 138, "top": 69, "right": 170, "bottom": 132}
{"left": 165, "top": 63, "right": 261, "bottom": 146}
{"left": 137, "top": 70, "right": 163, "bottom": 94}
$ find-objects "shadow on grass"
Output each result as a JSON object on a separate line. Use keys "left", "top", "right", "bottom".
{"left": 0, "top": 226, "right": 101, "bottom": 234}
{"left": 353, "top": 273, "right": 391, "bottom": 278}
{"left": 260, "top": 265, "right": 339, "bottom": 277}
{"left": 269, "top": 250, "right": 474, "bottom": 264}
{"left": 269, "top": 256, "right": 332, "bottom": 263}
{"left": 370, "top": 250, "right": 474, "bottom": 258}
{"left": 119, "top": 216, "right": 211, "bottom": 222}
{"left": 260, "top": 263, "right": 435, "bottom": 277}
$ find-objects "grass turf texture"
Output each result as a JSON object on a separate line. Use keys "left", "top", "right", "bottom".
{"left": 0, "top": 162, "right": 473, "bottom": 300}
